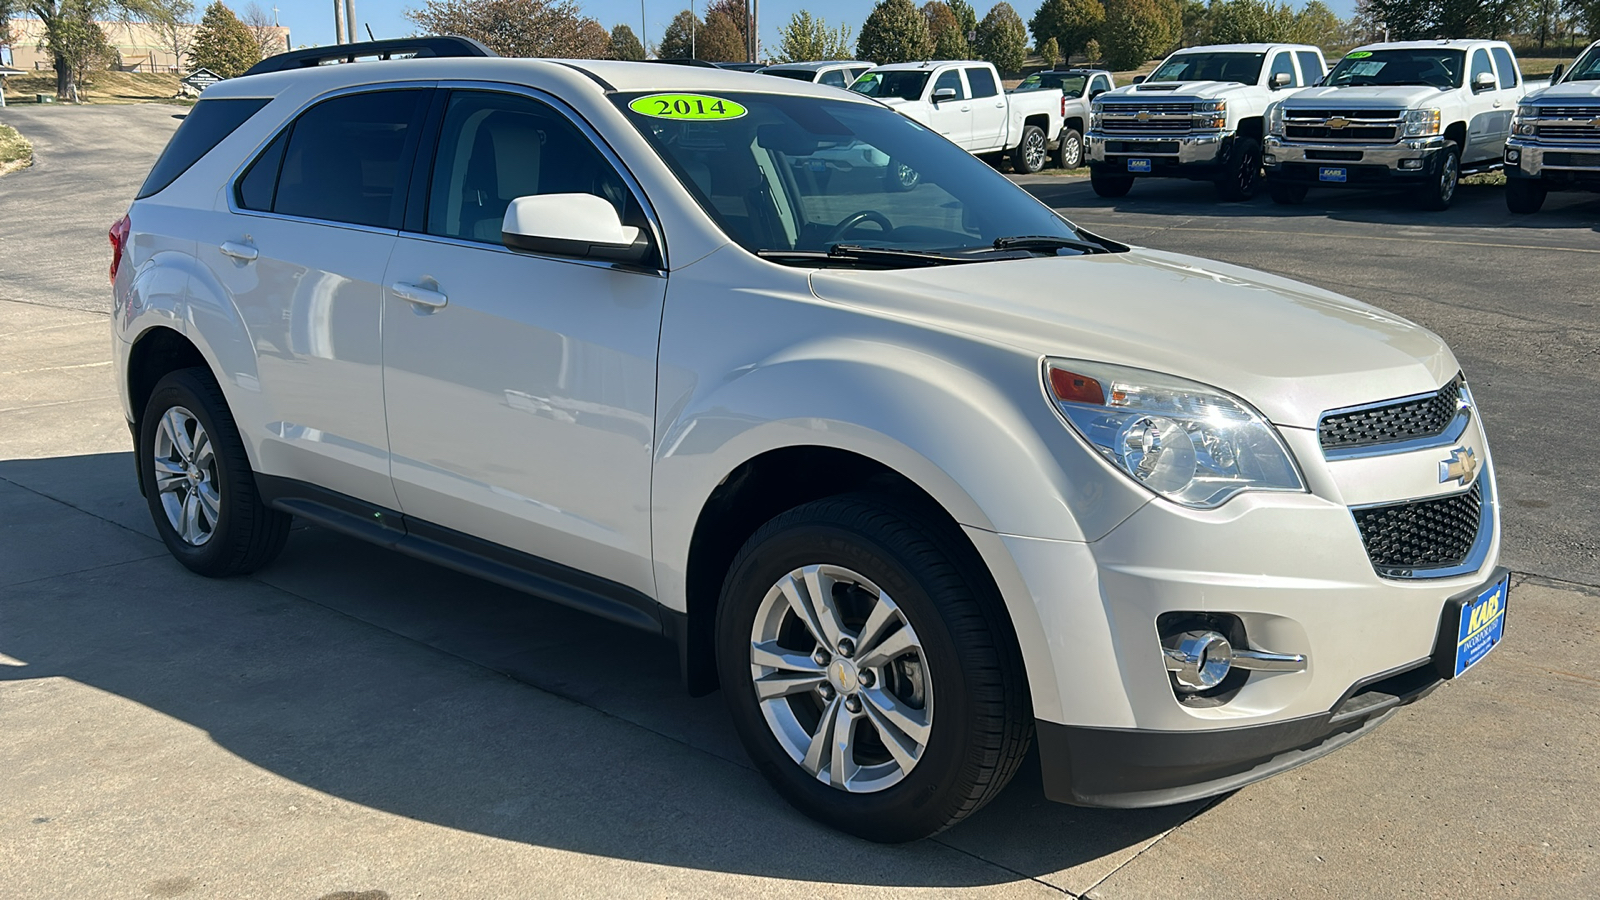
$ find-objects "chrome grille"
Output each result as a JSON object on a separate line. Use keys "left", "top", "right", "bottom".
{"left": 1319, "top": 376, "right": 1464, "bottom": 451}
{"left": 1283, "top": 109, "right": 1403, "bottom": 144}
{"left": 1535, "top": 124, "right": 1600, "bottom": 142}
{"left": 1353, "top": 480, "right": 1483, "bottom": 572}
{"left": 1099, "top": 103, "right": 1194, "bottom": 136}
{"left": 1534, "top": 105, "right": 1600, "bottom": 119}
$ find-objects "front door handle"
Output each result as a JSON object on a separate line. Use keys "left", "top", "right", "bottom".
{"left": 219, "top": 241, "right": 257, "bottom": 262}
{"left": 392, "top": 281, "right": 448, "bottom": 309}
{"left": 1492, "top": 99, "right": 1503, "bottom": 107}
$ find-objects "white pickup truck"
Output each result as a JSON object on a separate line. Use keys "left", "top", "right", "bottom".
{"left": 851, "top": 60, "right": 1066, "bottom": 173}
{"left": 1086, "top": 43, "right": 1327, "bottom": 200}
{"left": 1504, "top": 40, "right": 1600, "bottom": 213}
{"left": 1264, "top": 40, "right": 1527, "bottom": 210}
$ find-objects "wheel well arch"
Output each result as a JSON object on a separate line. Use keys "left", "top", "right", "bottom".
{"left": 1444, "top": 121, "right": 1467, "bottom": 148}
{"left": 1236, "top": 116, "right": 1264, "bottom": 140}
{"left": 127, "top": 326, "right": 208, "bottom": 429}
{"left": 676, "top": 445, "right": 1018, "bottom": 697}
{"left": 1064, "top": 116, "right": 1084, "bottom": 135}
{"left": 1023, "top": 113, "right": 1051, "bottom": 133}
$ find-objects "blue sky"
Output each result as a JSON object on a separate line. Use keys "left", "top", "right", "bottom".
{"left": 267, "top": 0, "right": 1358, "bottom": 55}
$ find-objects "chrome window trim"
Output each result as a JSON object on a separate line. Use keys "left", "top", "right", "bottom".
{"left": 1318, "top": 377, "right": 1471, "bottom": 461}
{"left": 1347, "top": 468, "right": 1496, "bottom": 581}
{"left": 391, "top": 230, "right": 666, "bottom": 278}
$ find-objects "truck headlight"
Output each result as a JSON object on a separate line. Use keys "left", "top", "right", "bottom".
{"left": 1090, "top": 101, "right": 1103, "bottom": 130}
{"left": 1267, "top": 102, "right": 1285, "bottom": 136}
{"left": 1515, "top": 104, "right": 1538, "bottom": 119}
{"left": 1403, "top": 108, "right": 1441, "bottom": 137}
{"left": 1193, "top": 99, "right": 1227, "bottom": 131}
{"left": 1044, "top": 360, "right": 1305, "bottom": 509}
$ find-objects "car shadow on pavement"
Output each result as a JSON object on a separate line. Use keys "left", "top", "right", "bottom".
{"left": 0, "top": 451, "right": 1199, "bottom": 889}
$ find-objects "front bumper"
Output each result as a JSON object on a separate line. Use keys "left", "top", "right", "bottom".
{"left": 1263, "top": 136, "right": 1446, "bottom": 185}
{"left": 1504, "top": 138, "right": 1600, "bottom": 187}
{"left": 1085, "top": 131, "right": 1231, "bottom": 178}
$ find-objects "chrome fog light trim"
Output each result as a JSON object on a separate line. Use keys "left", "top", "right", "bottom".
{"left": 1164, "top": 630, "right": 1307, "bottom": 693}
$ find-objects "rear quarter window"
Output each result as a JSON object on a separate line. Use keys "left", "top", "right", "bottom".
{"left": 137, "top": 98, "right": 271, "bottom": 199}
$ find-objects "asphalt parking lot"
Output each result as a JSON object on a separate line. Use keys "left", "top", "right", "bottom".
{"left": 2, "top": 103, "right": 1597, "bottom": 899}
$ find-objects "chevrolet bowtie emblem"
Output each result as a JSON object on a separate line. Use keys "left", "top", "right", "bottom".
{"left": 1136, "top": 110, "right": 1152, "bottom": 122}
{"left": 1439, "top": 446, "right": 1479, "bottom": 487}
{"left": 1590, "top": 116, "right": 1600, "bottom": 129}
{"left": 1325, "top": 116, "right": 1351, "bottom": 129}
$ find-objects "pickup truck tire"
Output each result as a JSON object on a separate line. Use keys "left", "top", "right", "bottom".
{"left": 884, "top": 159, "right": 920, "bottom": 192}
{"left": 1214, "top": 136, "right": 1262, "bottom": 201}
{"left": 1013, "top": 125, "right": 1049, "bottom": 174}
{"left": 1505, "top": 178, "right": 1547, "bottom": 214}
{"left": 1057, "top": 128, "right": 1084, "bottom": 169}
{"left": 1416, "top": 142, "right": 1461, "bottom": 211}
{"left": 1091, "top": 170, "right": 1134, "bottom": 198}
{"left": 716, "top": 494, "right": 1031, "bottom": 843}
{"left": 138, "top": 368, "right": 291, "bottom": 577}
{"left": 1269, "top": 182, "right": 1308, "bottom": 205}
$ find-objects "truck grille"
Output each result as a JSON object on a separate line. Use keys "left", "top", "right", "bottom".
{"left": 1353, "top": 479, "right": 1483, "bottom": 572}
{"left": 1534, "top": 105, "right": 1600, "bottom": 119}
{"left": 1319, "top": 376, "right": 1464, "bottom": 451}
{"left": 1544, "top": 151, "right": 1600, "bottom": 167}
{"left": 1283, "top": 109, "right": 1404, "bottom": 144}
{"left": 1535, "top": 124, "right": 1600, "bottom": 142}
{"left": 1099, "top": 103, "right": 1194, "bottom": 136}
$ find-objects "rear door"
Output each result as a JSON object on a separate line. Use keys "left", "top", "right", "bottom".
{"left": 207, "top": 87, "right": 431, "bottom": 509}
{"left": 1485, "top": 46, "right": 1523, "bottom": 158}
{"left": 965, "top": 66, "right": 1007, "bottom": 151}
{"left": 380, "top": 86, "right": 666, "bottom": 598}
{"left": 1296, "top": 50, "right": 1326, "bottom": 85}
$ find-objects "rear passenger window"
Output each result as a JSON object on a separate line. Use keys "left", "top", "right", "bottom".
{"left": 820, "top": 68, "right": 847, "bottom": 88}
{"left": 966, "top": 67, "right": 999, "bottom": 98}
{"left": 236, "top": 130, "right": 286, "bottom": 211}
{"left": 1297, "top": 51, "right": 1324, "bottom": 83}
{"left": 1490, "top": 46, "right": 1519, "bottom": 88}
{"left": 269, "top": 90, "right": 428, "bottom": 229}
{"left": 424, "top": 91, "right": 630, "bottom": 245}
{"left": 138, "top": 98, "right": 270, "bottom": 199}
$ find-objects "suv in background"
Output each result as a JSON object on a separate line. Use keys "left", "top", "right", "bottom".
{"left": 1503, "top": 40, "right": 1600, "bottom": 213}
{"left": 1265, "top": 40, "right": 1526, "bottom": 210}
{"left": 1086, "top": 43, "right": 1326, "bottom": 200}
{"left": 1012, "top": 68, "right": 1116, "bottom": 167}
{"left": 758, "top": 60, "right": 875, "bottom": 90}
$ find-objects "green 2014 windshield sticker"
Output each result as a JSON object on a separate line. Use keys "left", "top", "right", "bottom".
{"left": 1346, "top": 51, "right": 1373, "bottom": 58}
{"left": 630, "top": 94, "right": 748, "bottom": 120}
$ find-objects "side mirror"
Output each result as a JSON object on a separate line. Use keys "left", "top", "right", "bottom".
{"left": 501, "top": 194, "right": 650, "bottom": 265}
{"left": 1549, "top": 63, "right": 1565, "bottom": 84}
{"left": 1270, "top": 72, "right": 1292, "bottom": 89}
{"left": 1472, "top": 71, "right": 1496, "bottom": 92}
{"left": 932, "top": 87, "right": 958, "bottom": 102}
{"left": 1132, "top": 75, "right": 1147, "bottom": 85}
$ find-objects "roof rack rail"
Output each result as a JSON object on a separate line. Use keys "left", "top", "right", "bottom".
{"left": 241, "top": 35, "right": 496, "bottom": 78}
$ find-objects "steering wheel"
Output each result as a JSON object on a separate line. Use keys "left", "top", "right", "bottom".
{"left": 826, "top": 210, "right": 893, "bottom": 244}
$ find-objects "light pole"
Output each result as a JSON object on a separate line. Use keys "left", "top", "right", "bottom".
{"left": 333, "top": 0, "right": 345, "bottom": 44}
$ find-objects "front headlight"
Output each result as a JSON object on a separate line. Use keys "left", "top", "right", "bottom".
{"left": 1043, "top": 359, "right": 1305, "bottom": 509}
{"left": 1267, "top": 102, "right": 1285, "bottom": 136}
{"left": 1090, "top": 101, "right": 1103, "bottom": 130}
{"left": 1515, "top": 104, "right": 1538, "bottom": 119}
{"left": 1402, "top": 108, "right": 1442, "bottom": 137}
{"left": 1193, "top": 99, "right": 1227, "bottom": 130}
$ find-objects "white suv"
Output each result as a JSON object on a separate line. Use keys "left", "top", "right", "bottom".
{"left": 113, "top": 38, "right": 1509, "bottom": 843}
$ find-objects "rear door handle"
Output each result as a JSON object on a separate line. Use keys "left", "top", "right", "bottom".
{"left": 391, "top": 281, "right": 448, "bottom": 309}
{"left": 219, "top": 241, "right": 257, "bottom": 262}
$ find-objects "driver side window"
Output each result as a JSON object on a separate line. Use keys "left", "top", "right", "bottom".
{"left": 1470, "top": 49, "right": 1494, "bottom": 87}
{"left": 1269, "top": 52, "right": 1298, "bottom": 86}
{"left": 933, "top": 69, "right": 966, "bottom": 100}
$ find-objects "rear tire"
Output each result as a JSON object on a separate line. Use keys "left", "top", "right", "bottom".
{"left": 1505, "top": 177, "right": 1547, "bottom": 214}
{"left": 1416, "top": 142, "right": 1461, "bottom": 211}
{"left": 1269, "top": 181, "right": 1308, "bottom": 205}
{"left": 1012, "top": 125, "right": 1048, "bottom": 174}
{"left": 716, "top": 494, "right": 1031, "bottom": 843}
{"left": 1214, "top": 136, "right": 1262, "bottom": 201}
{"left": 1056, "top": 128, "right": 1084, "bottom": 169}
{"left": 139, "top": 368, "right": 290, "bottom": 577}
{"left": 1091, "top": 169, "right": 1134, "bottom": 198}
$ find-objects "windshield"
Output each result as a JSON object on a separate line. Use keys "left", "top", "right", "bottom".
{"left": 1015, "top": 73, "right": 1089, "bottom": 97}
{"left": 1324, "top": 49, "right": 1465, "bottom": 88}
{"left": 1565, "top": 45, "right": 1600, "bottom": 81}
{"left": 849, "top": 71, "right": 929, "bottom": 101}
{"left": 1149, "top": 52, "right": 1265, "bottom": 85}
{"left": 616, "top": 92, "right": 1101, "bottom": 264}
{"left": 763, "top": 68, "right": 818, "bottom": 82}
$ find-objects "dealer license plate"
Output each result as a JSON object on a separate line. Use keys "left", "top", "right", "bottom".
{"left": 1319, "top": 166, "right": 1348, "bottom": 183}
{"left": 1127, "top": 158, "right": 1152, "bottom": 173}
{"left": 1450, "top": 574, "right": 1508, "bottom": 677}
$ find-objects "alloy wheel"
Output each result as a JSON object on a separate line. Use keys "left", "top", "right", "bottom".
{"left": 1060, "top": 134, "right": 1083, "bottom": 168}
{"left": 1439, "top": 153, "right": 1458, "bottom": 204}
{"left": 153, "top": 406, "right": 220, "bottom": 546}
{"left": 749, "top": 564, "right": 933, "bottom": 793}
{"left": 1024, "top": 131, "right": 1046, "bottom": 172}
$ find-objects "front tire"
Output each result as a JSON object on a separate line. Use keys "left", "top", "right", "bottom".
{"left": 716, "top": 495, "right": 1031, "bottom": 843}
{"left": 1416, "top": 141, "right": 1461, "bottom": 211}
{"left": 1057, "top": 128, "right": 1084, "bottom": 169}
{"left": 1505, "top": 177, "right": 1547, "bottom": 214}
{"left": 1012, "top": 124, "right": 1048, "bottom": 174}
{"left": 139, "top": 368, "right": 290, "bottom": 577}
{"left": 1091, "top": 169, "right": 1134, "bottom": 198}
{"left": 1214, "top": 136, "right": 1262, "bottom": 201}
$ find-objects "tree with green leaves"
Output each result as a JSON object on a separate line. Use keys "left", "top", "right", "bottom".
{"left": 610, "top": 23, "right": 645, "bottom": 59}
{"left": 1029, "top": 0, "right": 1105, "bottom": 62}
{"left": 408, "top": 0, "right": 609, "bottom": 58}
{"left": 50, "top": 0, "right": 116, "bottom": 100}
{"left": 948, "top": 0, "right": 978, "bottom": 40}
{"left": 1038, "top": 35, "right": 1061, "bottom": 65}
{"left": 857, "top": 0, "right": 933, "bottom": 64}
{"left": 705, "top": 0, "right": 749, "bottom": 57}
{"left": 774, "top": 10, "right": 853, "bottom": 62}
{"left": 658, "top": 8, "right": 701, "bottom": 58}
{"left": 12, "top": 0, "right": 169, "bottom": 101}
{"left": 922, "top": 1, "right": 969, "bottom": 58}
{"left": 1286, "top": 0, "right": 1342, "bottom": 49}
{"left": 975, "top": 2, "right": 1028, "bottom": 74}
{"left": 698, "top": 9, "right": 745, "bottom": 61}
{"left": 190, "top": 1, "right": 258, "bottom": 78}
{"left": 1101, "top": 0, "right": 1176, "bottom": 69}
{"left": 1205, "top": 0, "right": 1297, "bottom": 43}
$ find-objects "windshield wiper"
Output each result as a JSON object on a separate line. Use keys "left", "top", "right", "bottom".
{"left": 756, "top": 245, "right": 976, "bottom": 268}
{"left": 990, "top": 234, "right": 1110, "bottom": 255}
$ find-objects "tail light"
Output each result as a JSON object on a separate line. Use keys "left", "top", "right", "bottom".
{"left": 109, "top": 213, "right": 131, "bottom": 284}
{"left": 1062, "top": 96, "right": 1068, "bottom": 117}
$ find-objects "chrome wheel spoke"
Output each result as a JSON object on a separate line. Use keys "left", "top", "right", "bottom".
{"left": 861, "top": 686, "right": 931, "bottom": 746}
{"left": 801, "top": 695, "right": 842, "bottom": 776}
{"left": 161, "top": 409, "right": 194, "bottom": 462}
{"left": 827, "top": 701, "right": 859, "bottom": 788}
{"left": 153, "top": 458, "right": 187, "bottom": 494}
{"left": 751, "top": 639, "right": 824, "bottom": 673}
{"left": 181, "top": 490, "right": 203, "bottom": 543}
{"left": 857, "top": 625, "right": 916, "bottom": 670}
{"left": 197, "top": 481, "right": 222, "bottom": 524}
{"left": 861, "top": 693, "right": 924, "bottom": 772}
{"left": 777, "top": 566, "right": 846, "bottom": 652}
{"left": 855, "top": 593, "right": 898, "bottom": 658}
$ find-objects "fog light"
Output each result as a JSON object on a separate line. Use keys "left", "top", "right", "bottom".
{"left": 1400, "top": 158, "right": 1424, "bottom": 170}
{"left": 1263, "top": 154, "right": 1278, "bottom": 166}
{"left": 1163, "top": 631, "right": 1233, "bottom": 691}
{"left": 1506, "top": 148, "right": 1520, "bottom": 163}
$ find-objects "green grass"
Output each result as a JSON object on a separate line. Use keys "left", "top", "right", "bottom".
{"left": 0, "top": 123, "right": 34, "bottom": 176}
{"left": 1, "top": 71, "right": 185, "bottom": 105}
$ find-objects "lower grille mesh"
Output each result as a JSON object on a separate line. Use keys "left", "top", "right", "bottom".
{"left": 1352, "top": 480, "right": 1483, "bottom": 572}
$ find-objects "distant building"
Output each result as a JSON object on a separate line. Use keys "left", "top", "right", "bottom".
{"left": 2, "top": 19, "right": 290, "bottom": 73}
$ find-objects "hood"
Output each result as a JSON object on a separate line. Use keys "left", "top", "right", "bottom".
{"left": 808, "top": 249, "right": 1458, "bottom": 429}
{"left": 1100, "top": 80, "right": 1254, "bottom": 102}
{"left": 1524, "top": 80, "right": 1600, "bottom": 103}
{"left": 1284, "top": 85, "right": 1450, "bottom": 108}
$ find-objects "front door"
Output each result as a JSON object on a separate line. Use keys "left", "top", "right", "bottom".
{"left": 381, "top": 88, "right": 666, "bottom": 597}
{"left": 926, "top": 68, "right": 972, "bottom": 148}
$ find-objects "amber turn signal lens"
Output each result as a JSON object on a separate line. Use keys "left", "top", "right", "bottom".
{"left": 1048, "top": 367, "right": 1106, "bottom": 405}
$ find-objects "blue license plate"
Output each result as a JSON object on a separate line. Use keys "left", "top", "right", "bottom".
{"left": 1452, "top": 574, "right": 1508, "bottom": 676}
{"left": 1127, "top": 158, "right": 1151, "bottom": 173}
{"left": 1318, "top": 166, "right": 1348, "bottom": 183}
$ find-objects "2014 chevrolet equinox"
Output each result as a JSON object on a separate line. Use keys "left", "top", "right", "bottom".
{"left": 112, "top": 39, "right": 1508, "bottom": 843}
